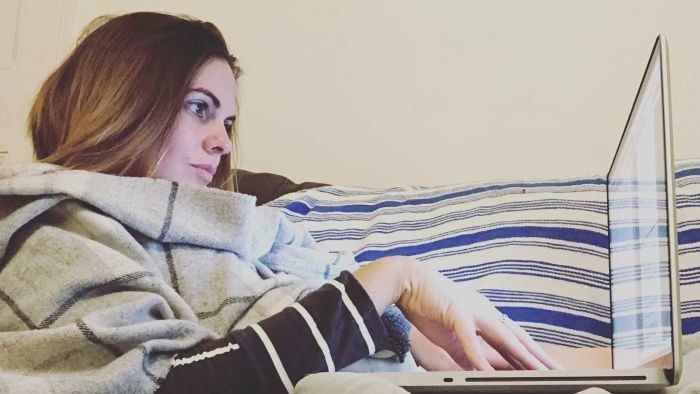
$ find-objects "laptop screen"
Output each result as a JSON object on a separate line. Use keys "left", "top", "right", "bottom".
{"left": 607, "top": 38, "right": 674, "bottom": 369}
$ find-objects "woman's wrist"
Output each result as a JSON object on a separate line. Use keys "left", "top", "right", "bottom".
{"left": 351, "top": 256, "right": 418, "bottom": 315}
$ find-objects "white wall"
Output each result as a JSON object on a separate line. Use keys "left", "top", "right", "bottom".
{"left": 2, "top": 0, "right": 699, "bottom": 187}
{"left": 0, "top": 0, "right": 68, "bottom": 167}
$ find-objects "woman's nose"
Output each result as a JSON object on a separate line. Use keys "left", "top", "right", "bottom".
{"left": 203, "top": 122, "right": 232, "bottom": 155}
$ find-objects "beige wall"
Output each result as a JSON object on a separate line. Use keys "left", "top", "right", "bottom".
{"left": 2, "top": 0, "right": 699, "bottom": 187}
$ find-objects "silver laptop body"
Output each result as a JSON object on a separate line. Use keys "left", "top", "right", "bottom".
{"left": 372, "top": 35, "right": 682, "bottom": 393}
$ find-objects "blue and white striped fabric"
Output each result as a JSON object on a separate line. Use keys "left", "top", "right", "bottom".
{"left": 266, "top": 160, "right": 700, "bottom": 349}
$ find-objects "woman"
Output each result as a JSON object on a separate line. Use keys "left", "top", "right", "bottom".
{"left": 0, "top": 12, "right": 560, "bottom": 394}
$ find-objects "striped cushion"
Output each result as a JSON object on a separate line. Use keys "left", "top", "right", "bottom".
{"left": 267, "top": 160, "right": 700, "bottom": 348}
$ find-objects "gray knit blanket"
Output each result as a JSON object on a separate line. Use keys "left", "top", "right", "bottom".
{"left": 0, "top": 163, "right": 362, "bottom": 393}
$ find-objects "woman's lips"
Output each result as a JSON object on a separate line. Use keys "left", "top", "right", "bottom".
{"left": 191, "top": 164, "right": 216, "bottom": 179}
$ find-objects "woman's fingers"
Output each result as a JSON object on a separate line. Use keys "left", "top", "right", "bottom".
{"left": 409, "top": 327, "right": 463, "bottom": 371}
{"left": 505, "top": 319, "right": 565, "bottom": 370}
{"left": 418, "top": 309, "right": 561, "bottom": 372}
{"left": 417, "top": 344, "right": 464, "bottom": 371}
{"left": 457, "top": 294, "right": 544, "bottom": 370}
{"left": 414, "top": 315, "right": 493, "bottom": 371}
{"left": 453, "top": 319, "right": 494, "bottom": 371}
{"left": 478, "top": 312, "right": 565, "bottom": 370}
{"left": 481, "top": 320, "right": 548, "bottom": 370}
{"left": 477, "top": 337, "right": 515, "bottom": 370}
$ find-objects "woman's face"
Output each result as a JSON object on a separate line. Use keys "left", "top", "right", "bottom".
{"left": 153, "top": 57, "right": 237, "bottom": 186}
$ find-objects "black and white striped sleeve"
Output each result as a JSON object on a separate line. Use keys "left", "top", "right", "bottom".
{"left": 157, "top": 271, "right": 394, "bottom": 394}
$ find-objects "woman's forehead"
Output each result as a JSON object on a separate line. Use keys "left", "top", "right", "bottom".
{"left": 190, "top": 58, "right": 238, "bottom": 109}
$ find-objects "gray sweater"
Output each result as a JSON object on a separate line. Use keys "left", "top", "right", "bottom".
{"left": 0, "top": 164, "right": 408, "bottom": 393}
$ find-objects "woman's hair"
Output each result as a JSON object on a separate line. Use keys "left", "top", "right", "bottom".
{"left": 28, "top": 12, "right": 241, "bottom": 191}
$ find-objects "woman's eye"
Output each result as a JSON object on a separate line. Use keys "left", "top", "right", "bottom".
{"left": 186, "top": 101, "right": 209, "bottom": 119}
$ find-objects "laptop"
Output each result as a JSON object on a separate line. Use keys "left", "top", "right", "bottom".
{"left": 372, "top": 35, "right": 682, "bottom": 393}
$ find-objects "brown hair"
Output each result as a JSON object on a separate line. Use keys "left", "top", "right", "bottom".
{"left": 28, "top": 12, "right": 241, "bottom": 190}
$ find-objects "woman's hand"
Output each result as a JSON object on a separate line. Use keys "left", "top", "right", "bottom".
{"left": 408, "top": 326, "right": 462, "bottom": 371}
{"left": 409, "top": 326, "right": 516, "bottom": 371}
{"left": 352, "top": 256, "right": 563, "bottom": 371}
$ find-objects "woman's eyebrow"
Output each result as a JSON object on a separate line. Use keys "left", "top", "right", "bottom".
{"left": 189, "top": 88, "right": 220, "bottom": 108}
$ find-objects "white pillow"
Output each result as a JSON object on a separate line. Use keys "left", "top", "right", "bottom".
{"left": 268, "top": 160, "right": 700, "bottom": 347}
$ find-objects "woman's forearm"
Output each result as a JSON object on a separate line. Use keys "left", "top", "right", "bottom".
{"left": 158, "top": 271, "right": 390, "bottom": 394}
